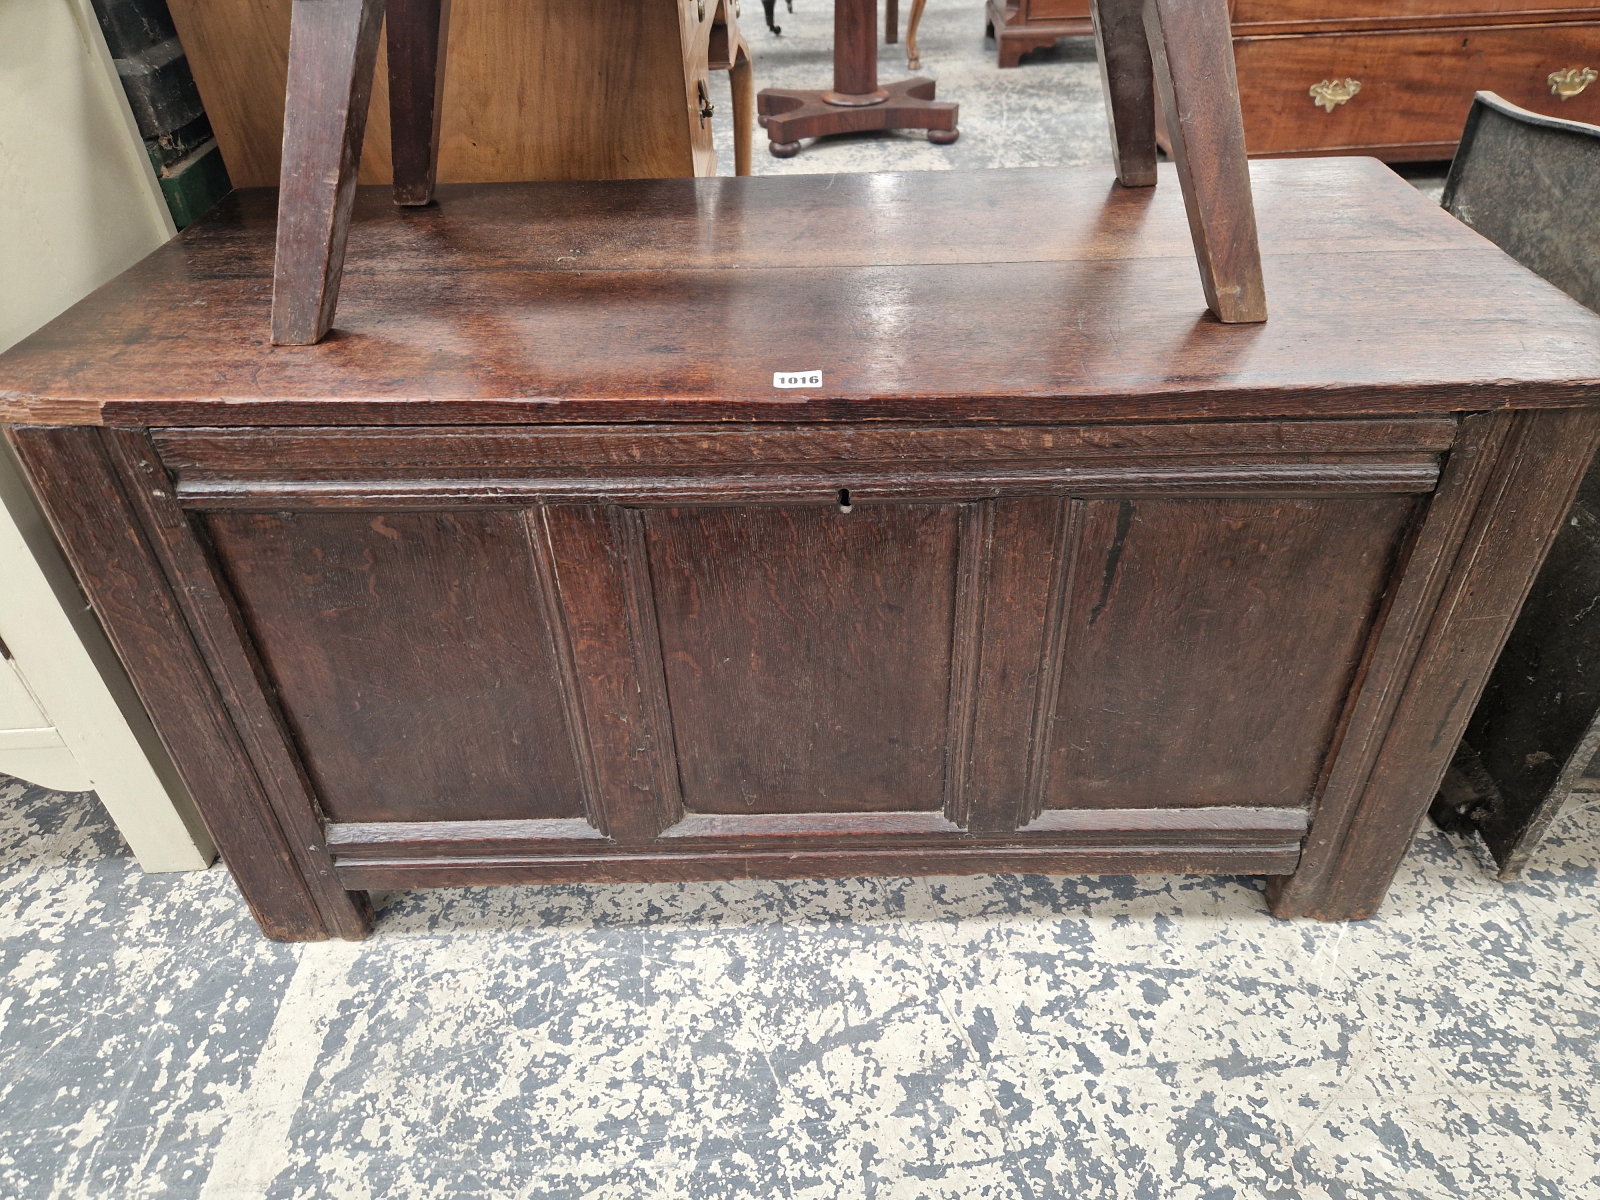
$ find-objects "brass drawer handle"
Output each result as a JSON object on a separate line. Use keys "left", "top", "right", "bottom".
{"left": 1310, "top": 78, "right": 1361, "bottom": 113}
{"left": 698, "top": 80, "right": 715, "bottom": 122}
{"left": 1549, "top": 67, "right": 1598, "bottom": 100}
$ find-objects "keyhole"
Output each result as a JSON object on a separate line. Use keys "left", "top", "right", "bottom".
{"left": 838, "top": 488, "right": 853, "bottom": 513}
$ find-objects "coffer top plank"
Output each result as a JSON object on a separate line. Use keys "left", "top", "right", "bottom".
{"left": 2, "top": 158, "right": 1598, "bottom": 427}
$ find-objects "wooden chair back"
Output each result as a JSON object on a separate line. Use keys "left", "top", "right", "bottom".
{"left": 1435, "top": 92, "right": 1600, "bottom": 878}
{"left": 1442, "top": 90, "right": 1600, "bottom": 313}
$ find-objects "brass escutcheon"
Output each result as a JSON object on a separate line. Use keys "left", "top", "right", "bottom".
{"left": 1549, "top": 66, "right": 1598, "bottom": 100}
{"left": 1309, "top": 78, "right": 1362, "bottom": 113}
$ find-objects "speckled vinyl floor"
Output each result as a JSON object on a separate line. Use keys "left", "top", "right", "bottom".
{"left": 0, "top": 6, "right": 1500, "bottom": 1197}
{"left": 6, "top": 774, "right": 1600, "bottom": 1199}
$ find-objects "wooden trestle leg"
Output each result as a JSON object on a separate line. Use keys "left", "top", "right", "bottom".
{"left": 1089, "top": 0, "right": 1157, "bottom": 187}
{"left": 1090, "top": 0, "right": 1265, "bottom": 323}
{"left": 1143, "top": 0, "right": 1267, "bottom": 323}
{"left": 386, "top": 0, "right": 452, "bottom": 206}
{"left": 270, "top": 0, "right": 386, "bottom": 346}
{"left": 710, "top": 2, "right": 755, "bottom": 177}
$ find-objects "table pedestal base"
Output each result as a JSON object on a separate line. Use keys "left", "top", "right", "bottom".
{"left": 757, "top": 77, "right": 958, "bottom": 156}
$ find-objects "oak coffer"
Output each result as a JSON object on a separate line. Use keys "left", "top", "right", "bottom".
{"left": 4, "top": 160, "right": 1599, "bottom": 941}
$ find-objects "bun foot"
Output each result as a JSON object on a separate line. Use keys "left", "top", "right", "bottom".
{"left": 758, "top": 113, "right": 769, "bottom": 127}
{"left": 928, "top": 128, "right": 959, "bottom": 144}
{"left": 769, "top": 139, "right": 802, "bottom": 157}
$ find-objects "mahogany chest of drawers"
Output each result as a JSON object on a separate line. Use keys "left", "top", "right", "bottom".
{"left": 4, "top": 161, "right": 1599, "bottom": 941}
{"left": 986, "top": 0, "right": 1092, "bottom": 67}
{"left": 1225, "top": 0, "right": 1600, "bottom": 159}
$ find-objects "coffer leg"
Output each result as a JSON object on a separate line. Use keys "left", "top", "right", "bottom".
{"left": 1271, "top": 409, "right": 1600, "bottom": 920}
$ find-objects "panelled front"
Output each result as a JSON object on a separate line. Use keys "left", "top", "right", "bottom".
{"left": 152, "top": 419, "right": 1452, "bottom": 881}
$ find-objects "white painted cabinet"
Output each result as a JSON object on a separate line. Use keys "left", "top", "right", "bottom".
{"left": 0, "top": 652, "right": 92, "bottom": 794}
{"left": 0, "top": 0, "right": 214, "bottom": 870}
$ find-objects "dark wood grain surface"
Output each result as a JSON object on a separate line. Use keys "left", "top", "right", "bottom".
{"left": 324, "top": 805, "right": 1310, "bottom": 857}
{"left": 4, "top": 160, "right": 1599, "bottom": 426}
{"left": 646, "top": 504, "right": 959, "bottom": 814}
{"left": 8, "top": 158, "right": 1600, "bottom": 938}
{"left": 203, "top": 510, "right": 586, "bottom": 823}
{"left": 4, "top": 426, "right": 373, "bottom": 941}
{"left": 149, "top": 419, "right": 1448, "bottom": 510}
{"left": 270, "top": 0, "right": 385, "bottom": 346}
{"left": 385, "top": 0, "right": 452, "bottom": 206}
{"left": 538, "top": 505, "right": 684, "bottom": 844}
{"left": 151, "top": 419, "right": 1459, "bottom": 474}
{"left": 1271, "top": 407, "right": 1600, "bottom": 918}
{"left": 1144, "top": 0, "right": 1267, "bottom": 322}
{"left": 1043, "top": 496, "right": 1416, "bottom": 809}
{"left": 330, "top": 844, "right": 1305, "bottom": 889}
{"left": 1091, "top": 0, "right": 1158, "bottom": 187}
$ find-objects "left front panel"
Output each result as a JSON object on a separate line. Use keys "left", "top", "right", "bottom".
{"left": 203, "top": 510, "right": 586, "bottom": 824}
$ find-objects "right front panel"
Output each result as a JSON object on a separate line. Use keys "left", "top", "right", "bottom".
{"left": 1043, "top": 496, "right": 1417, "bottom": 811}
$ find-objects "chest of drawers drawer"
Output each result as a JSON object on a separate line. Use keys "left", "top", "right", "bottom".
{"left": 1231, "top": 0, "right": 1600, "bottom": 34}
{"left": 1160, "top": 11, "right": 1600, "bottom": 159}
{"left": 1235, "top": 23, "right": 1600, "bottom": 158}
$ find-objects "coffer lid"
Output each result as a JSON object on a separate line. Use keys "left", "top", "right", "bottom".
{"left": 2, "top": 158, "right": 1598, "bottom": 428}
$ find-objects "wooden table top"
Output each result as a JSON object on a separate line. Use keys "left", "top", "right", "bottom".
{"left": 3, "top": 158, "right": 1598, "bottom": 427}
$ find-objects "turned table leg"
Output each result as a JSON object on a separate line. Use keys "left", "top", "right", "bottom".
{"left": 906, "top": 0, "right": 927, "bottom": 69}
{"left": 731, "top": 49, "right": 755, "bottom": 176}
{"left": 1143, "top": 0, "right": 1266, "bottom": 323}
{"left": 386, "top": 0, "right": 452, "bottom": 206}
{"left": 270, "top": 0, "right": 386, "bottom": 346}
